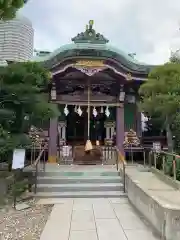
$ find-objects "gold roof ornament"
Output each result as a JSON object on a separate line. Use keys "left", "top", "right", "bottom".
{"left": 73, "top": 60, "right": 107, "bottom": 76}
{"left": 74, "top": 60, "right": 104, "bottom": 68}
{"left": 72, "top": 20, "right": 109, "bottom": 44}
{"left": 89, "top": 20, "right": 94, "bottom": 29}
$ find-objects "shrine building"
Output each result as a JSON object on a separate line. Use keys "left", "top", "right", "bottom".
{"left": 33, "top": 20, "right": 155, "bottom": 164}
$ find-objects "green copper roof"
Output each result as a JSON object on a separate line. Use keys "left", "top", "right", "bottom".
{"left": 32, "top": 42, "right": 153, "bottom": 72}
{"left": 32, "top": 43, "right": 143, "bottom": 64}
{"left": 31, "top": 21, "right": 154, "bottom": 73}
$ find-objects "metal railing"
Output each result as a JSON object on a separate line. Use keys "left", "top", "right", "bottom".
{"left": 115, "top": 147, "right": 126, "bottom": 193}
{"left": 33, "top": 144, "right": 47, "bottom": 194}
{"left": 149, "top": 150, "right": 180, "bottom": 181}
{"left": 124, "top": 146, "right": 147, "bottom": 166}
{"left": 10, "top": 144, "right": 47, "bottom": 208}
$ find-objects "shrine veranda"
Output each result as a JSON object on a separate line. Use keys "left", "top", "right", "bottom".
{"left": 31, "top": 21, "right": 160, "bottom": 164}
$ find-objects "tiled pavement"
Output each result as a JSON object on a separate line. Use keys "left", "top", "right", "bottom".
{"left": 39, "top": 198, "right": 160, "bottom": 240}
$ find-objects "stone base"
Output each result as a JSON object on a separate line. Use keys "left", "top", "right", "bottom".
{"left": 105, "top": 139, "right": 113, "bottom": 146}
{"left": 48, "top": 156, "right": 57, "bottom": 163}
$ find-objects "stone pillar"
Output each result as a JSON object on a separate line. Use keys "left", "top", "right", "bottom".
{"left": 111, "top": 127, "right": 115, "bottom": 138}
{"left": 58, "top": 121, "right": 66, "bottom": 146}
{"left": 58, "top": 121, "right": 66, "bottom": 140}
{"left": 62, "top": 126, "right": 66, "bottom": 140}
{"left": 106, "top": 127, "right": 109, "bottom": 139}
{"left": 48, "top": 117, "right": 58, "bottom": 163}
{"left": 116, "top": 105, "right": 124, "bottom": 156}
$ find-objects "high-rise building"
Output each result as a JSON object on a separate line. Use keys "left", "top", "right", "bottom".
{"left": 0, "top": 15, "right": 34, "bottom": 62}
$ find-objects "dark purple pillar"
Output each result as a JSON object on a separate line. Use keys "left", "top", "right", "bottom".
{"left": 116, "top": 105, "right": 125, "bottom": 157}
{"left": 48, "top": 117, "right": 58, "bottom": 163}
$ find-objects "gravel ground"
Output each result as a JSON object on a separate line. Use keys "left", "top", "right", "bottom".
{"left": 0, "top": 199, "right": 53, "bottom": 240}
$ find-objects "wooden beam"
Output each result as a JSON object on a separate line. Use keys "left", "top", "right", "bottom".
{"left": 54, "top": 101, "right": 123, "bottom": 107}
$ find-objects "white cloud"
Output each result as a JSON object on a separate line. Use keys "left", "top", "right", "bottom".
{"left": 21, "top": 0, "right": 180, "bottom": 64}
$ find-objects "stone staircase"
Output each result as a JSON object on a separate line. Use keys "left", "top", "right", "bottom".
{"left": 35, "top": 166, "right": 126, "bottom": 198}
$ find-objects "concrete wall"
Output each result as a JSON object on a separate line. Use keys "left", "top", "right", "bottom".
{"left": 124, "top": 171, "right": 180, "bottom": 240}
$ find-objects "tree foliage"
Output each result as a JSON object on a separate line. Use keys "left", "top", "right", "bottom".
{"left": 0, "top": 62, "right": 59, "bottom": 159}
{"left": 170, "top": 51, "right": 180, "bottom": 64}
{"left": 139, "top": 62, "right": 180, "bottom": 151}
{"left": 0, "top": 0, "right": 25, "bottom": 20}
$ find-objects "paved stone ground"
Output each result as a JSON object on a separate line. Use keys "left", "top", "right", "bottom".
{"left": 0, "top": 199, "right": 53, "bottom": 240}
{"left": 39, "top": 198, "right": 160, "bottom": 240}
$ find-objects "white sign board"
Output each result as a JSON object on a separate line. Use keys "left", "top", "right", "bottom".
{"left": 62, "top": 146, "right": 70, "bottom": 157}
{"left": 12, "top": 149, "right": 25, "bottom": 169}
{"left": 153, "top": 142, "right": 161, "bottom": 153}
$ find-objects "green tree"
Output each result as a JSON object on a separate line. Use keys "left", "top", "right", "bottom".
{"left": 0, "top": 0, "right": 25, "bottom": 20}
{"left": 170, "top": 51, "right": 180, "bottom": 64}
{"left": 0, "top": 61, "right": 59, "bottom": 164}
{"left": 139, "top": 62, "right": 180, "bottom": 152}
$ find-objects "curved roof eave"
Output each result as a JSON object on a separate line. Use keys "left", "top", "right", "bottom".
{"left": 32, "top": 43, "right": 156, "bottom": 73}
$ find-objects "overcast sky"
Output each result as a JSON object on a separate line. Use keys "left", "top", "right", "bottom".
{"left": 20, "top": 0, "right": 180, "bottom": 64}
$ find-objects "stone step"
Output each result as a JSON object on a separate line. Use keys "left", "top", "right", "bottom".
{"left": 35, "top": 191, "right": 127, "bottom": 198}
{"left": 38, "top": 171, "right": 119, "bottom": 177}
{"left": 37, "top": 176, "right": 122, "bottom": 184}
{"left": 36, "top": 183, "right": 123, "bottom": 192}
